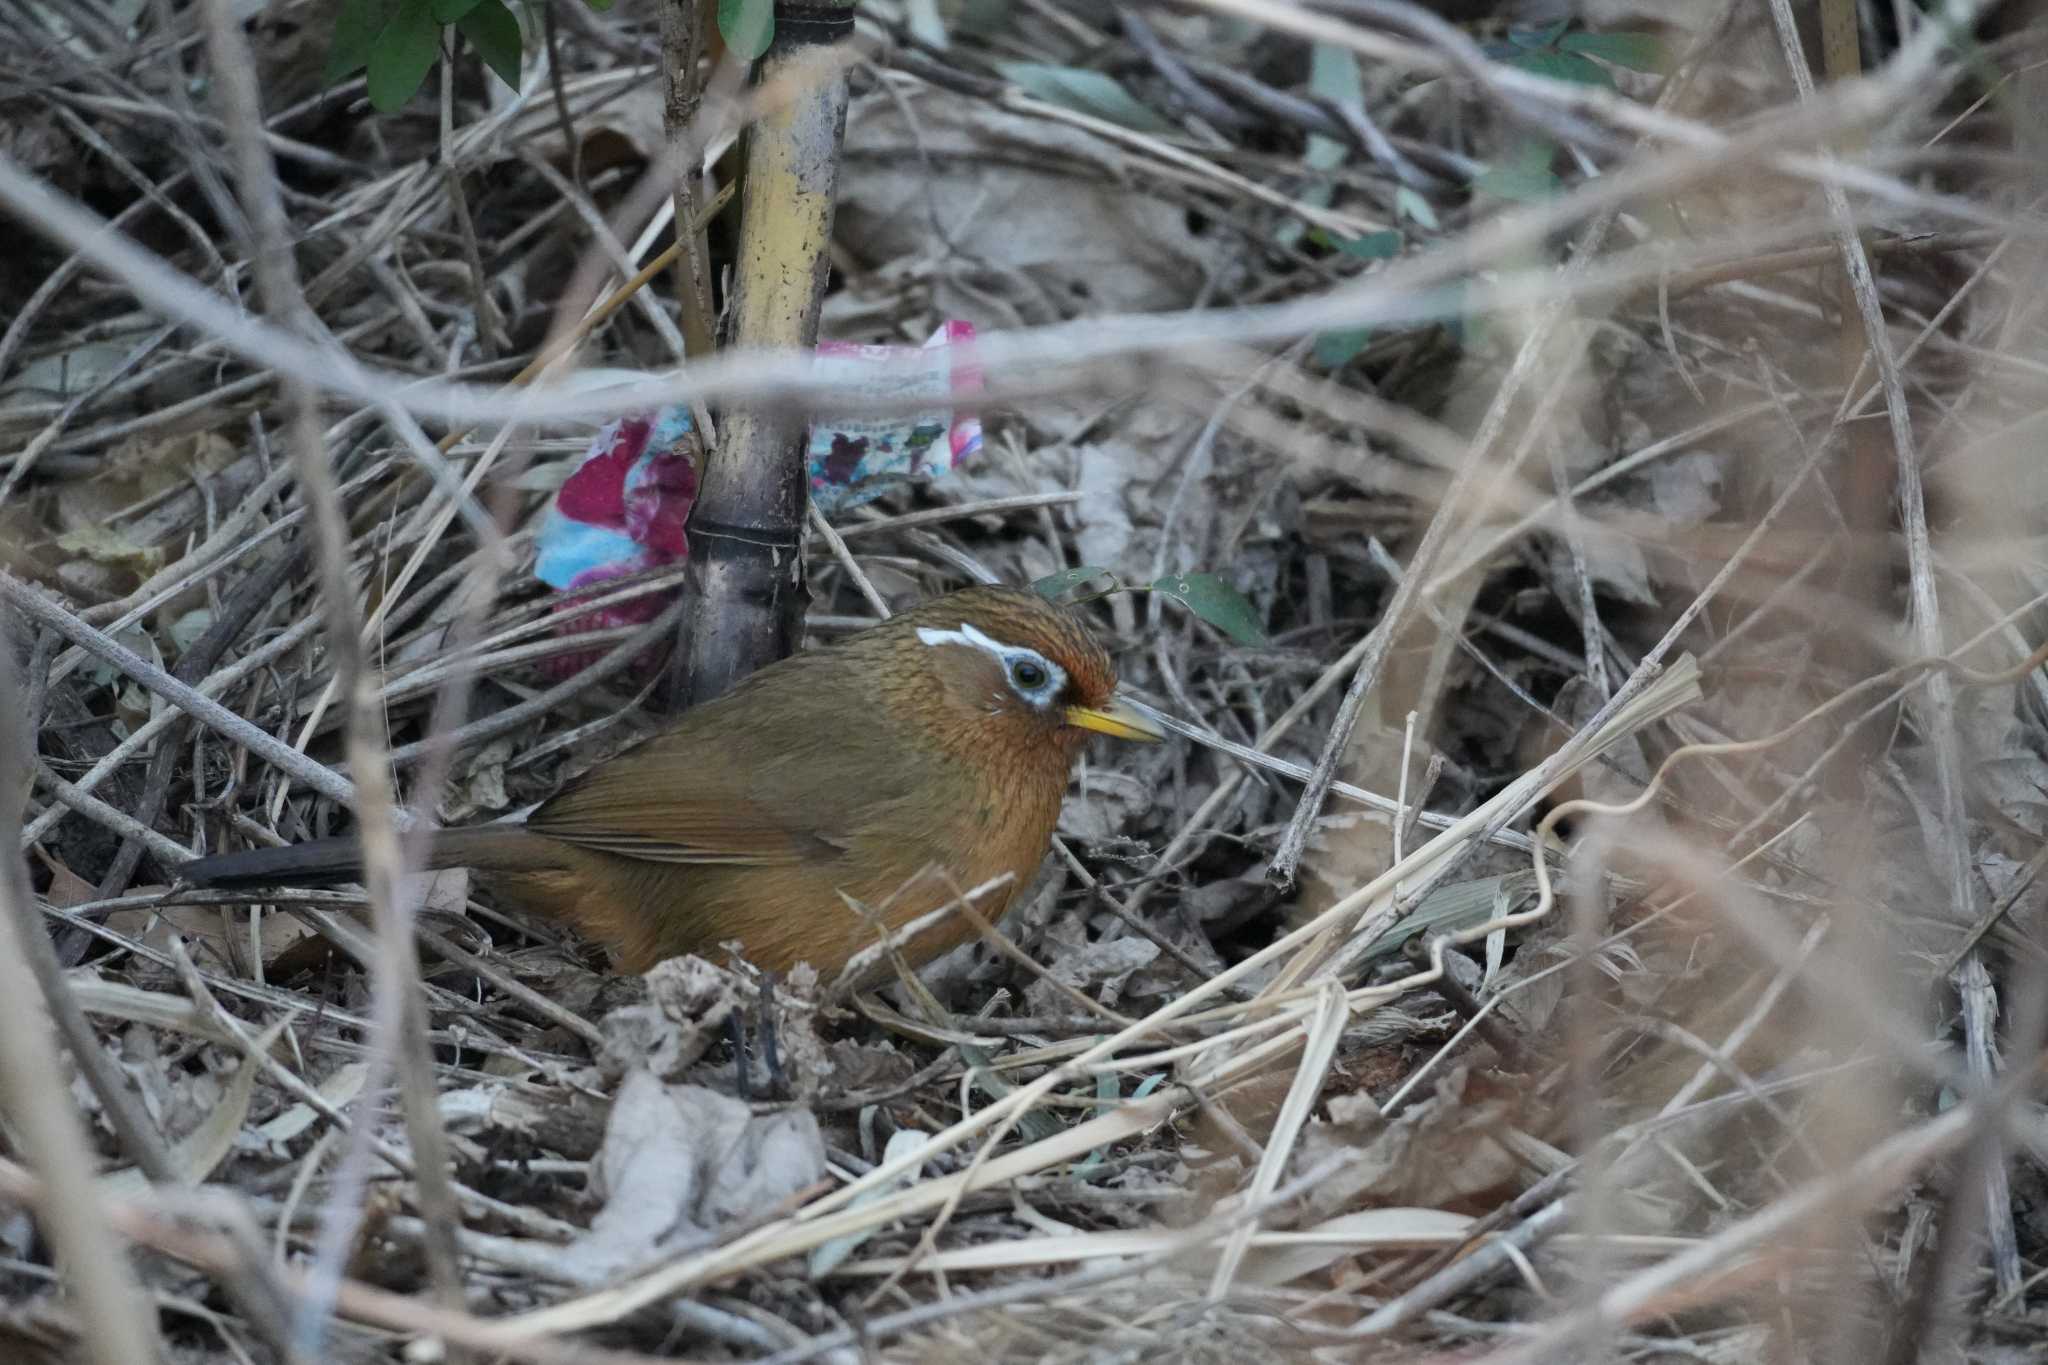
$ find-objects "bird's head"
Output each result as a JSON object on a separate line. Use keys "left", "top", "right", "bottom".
{"left": 885, "top": 586, "right": 1164, "bottom": 755}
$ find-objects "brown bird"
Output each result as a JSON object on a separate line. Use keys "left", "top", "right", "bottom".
{"left": 180, "top": 586, "right": 1162, "bottom": 979}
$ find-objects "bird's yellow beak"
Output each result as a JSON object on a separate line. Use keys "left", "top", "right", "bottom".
{"left": 1064, "top": 696, "right": 1165, "bottom": 742}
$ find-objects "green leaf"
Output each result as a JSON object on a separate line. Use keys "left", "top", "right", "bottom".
{"left": 1073, "top": 1063, "right": 1123, "bottom": 1176}
{"left": 431, "top": 0, "right": 480, "bottom": 21}
{"left": 904, "top": 0, "right": 948, "bottom": 49}
{"left": 807, "top": 1128, "right": 930, "bottom": 1278}
{"left": 366, "top": 0, "right": 443, "bottom": 112}
{"left": 1289, "top": 44, "right": 1358, "bottom": 252}
{"left": 325, "top": 0, "right": 394, "bottom": 82}
{"left": 1472, "top": 165, "right": 1559, "bottom": 201}
{"left": 1313, "top": 328, "right": 1372, "bottom": 369}
{"left": 1353, "top": 872, "right": 1539, "bottom": 965}
{"left": 1033, "top": 566, "right": 1118, "bottom": 601}
{"left": 718, "top": 0, "right": 774, "bottom": 62}
{"left": 1394, "top": 185, "right": 1439, "bottom": 229}
{"left": 1151, "top": 573, "right": 1266, "bottom": 646}
{"left": 1473, "top": 138, "right": 1559, "bottom": 202}
{"left": 1508, "top": 20, "right": 1570, "bottom": 49}
{"left": 1558, "top": 30, "right": 1668, "bottom": 73}
{"left": 997, "top": 62, "right": 1176, "bottom": 134}
{"left": 583, "top": 0, "right": 613, "bottom": 10}
{"left": 1333, "top": 228, "right": 1401, "bottom": 260}
{"left": 458, "top": 0, "right": 522, "bottom": 89}
{"left": 954, "top": 0, "right": 1009, "bottom": 39}
{"left": 1505, "top": 48, "right": 1615, "bottom": 89}
{"left": 1304, "top": 40, "right": 1361, "bottom": 172}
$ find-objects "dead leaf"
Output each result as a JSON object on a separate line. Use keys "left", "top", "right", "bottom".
{"left": 600, "top": 955, "right": 740, "bottom": 1081}
{"left": 839, "top": 92, "right": 1234, "bottom": 319}
{"left": 104, "top": 902, "right": 313, "bottom": 968}
{"left": 1025, "top": 936, "right": 1158, "bottom": 1015}
{"left": 557, "top": 1071, "right": 826, "bottom": 1284}
{"left": 255, "top": 1063, "right": 368, "bottom": 1151}
{"left": 54, "top": 525, "right": 163, "bottom": 575}
{"left": 103, "top": 1020, "right": 286, "bottom": 1194}
{"left": 1289, "top": 1068, "right": 1524, "bottom": 1216}
{"left": 32, "top": 849, "right": 94, "bottom": 909}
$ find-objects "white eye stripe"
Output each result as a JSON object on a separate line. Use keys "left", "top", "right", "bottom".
{"left": 917, "top": 621, "right": 1067, "bottom": 708}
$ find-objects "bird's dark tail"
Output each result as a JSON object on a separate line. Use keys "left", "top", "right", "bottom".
{"left": 180, "top": 825, "right": 548, "bottom": 889}
{"left": 180, "top": 836, "right": 367, "bottom": 889}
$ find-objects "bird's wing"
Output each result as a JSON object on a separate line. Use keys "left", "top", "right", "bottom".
{"left": 530, "top": 792, "right": 842, "bottom": 865}
{"left": 529, "top": 763, "right": 838, "bottom": 866}
{"left": 523, "top": 685, "right": 904, "bottom": 868}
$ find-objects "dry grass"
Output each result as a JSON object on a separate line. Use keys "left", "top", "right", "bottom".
{"left": 4, "top": 0, "right": 2048, "bottom": 1361}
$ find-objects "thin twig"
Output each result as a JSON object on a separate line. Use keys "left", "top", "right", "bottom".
{"left": 0, "top": 617, "right": 161, "bottom": 1365}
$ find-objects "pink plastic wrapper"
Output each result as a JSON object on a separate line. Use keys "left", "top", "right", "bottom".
{"left": 533, "top": 325, "right": 982, "bottom": 675}
{"left": 807, "top": 321, "right": 982, "bottom": 513}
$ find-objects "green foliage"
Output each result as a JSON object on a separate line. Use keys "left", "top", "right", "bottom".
{"left": 1494, "top": 23, "right": 1667, "bottom": 85}
{"left": 1273, "top": 40, "right": 1362, "bottom": 252}
{"left": 1034, "top": 567, "right": 1267, "bottom": 647}
{"left": 1312, "top": 328, "right": 1374, "bottom": 369}
{"left": 1472, "top": 136, "right": 1560, "bottom": 202}
{"left": 904, "top": 0, "right": 948, "bottom": 49}
{"left": 458, "top": 0, "right": 523, "bottom": 88}
{"left": 1507, "top": 19, "right": 1571, "bottom": 50}
{"left": 1324, "top": 228, "right": 1402, "bottom": 260}
{"left": 1030, "top": 566, "right": 1119, "bottom": 600}
{"left": 1304, "top": 40, "right": 1362, "bottom": 173}
{"left": 324, "top": 0, "right": 394, "bottom": 86}
{"left": 365, "top": 1, "right": 443, "bottom": 113}
{"left": 1149, "top": 573, "right": 1266, "bottom": 646}
{"left": 1394, "top": 186, "right": 1439, "bottom": 228}
{"left": 1503, "top": 47, "right": 1614, "bottom": 90}
{"left": 326, "top": 0, "right": 622, "bottom": 113}
{"left": 1556, "top": 31, "right": 1668, "bottom": 73}
{"left": 1304, "top": 229, "right": 1400, "bottom": 369}
{"left": 998, "top": 63, "right": 1176, "bottom": 134}
{"left": 719, "top": 0, "right": 774, "bottom": 61}
{"left": 1472, "top": 25, "right": 1664, "bottom": 202}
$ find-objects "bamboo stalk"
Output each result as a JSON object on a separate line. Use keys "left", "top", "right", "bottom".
{"left": 669, "top": 0, "right": 856, "bottom": 707}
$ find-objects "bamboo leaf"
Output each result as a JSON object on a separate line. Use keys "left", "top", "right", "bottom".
{"left": 1150, "top": 573, "right": 1266, "bottom": 645}
{"left": 1073, "top": 1067, "right": 1121, "bottom": 1174}
{"left": 1304, "top": 41, "right": 1361, "bottom": 172}
{"left": 807, "top": 1128, "right": 931, "bottom": 1278}
{"left": 1330, "top": 229, "right": 1402, "bottom": 260}
{"left": 998, "top": 62, "right": 1176, "bottom": 134}
{"left": 1557, "top": 31, "right": 1668, "bottom": 72}
{"left": 1504, "top": 48, "right": 1614, "bottom": 89}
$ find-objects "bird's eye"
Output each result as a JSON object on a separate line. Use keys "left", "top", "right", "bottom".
{"left": 1010, "top": 659, "right": 1049, "bottom": 691}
